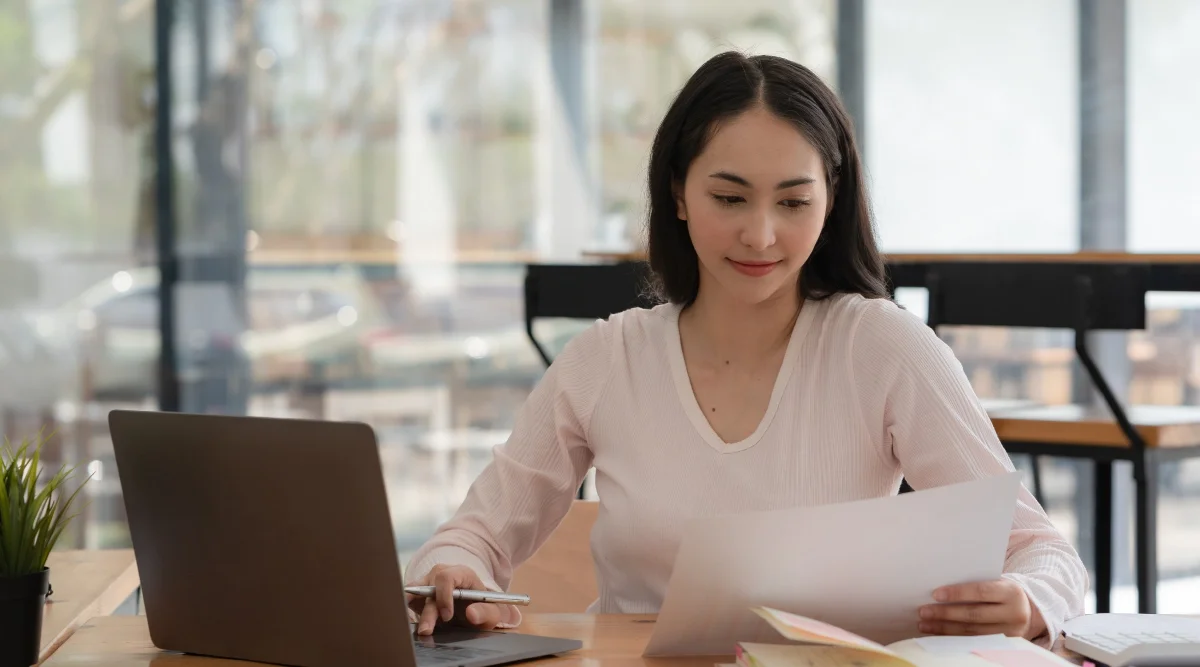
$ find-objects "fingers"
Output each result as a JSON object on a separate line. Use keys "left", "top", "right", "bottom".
{"left": 418, "top": 597, "right": 440, "bottom": 635}
{"left": 920, "top": 602, "right": 1010, "bottom": 625}
{"left": 434, "top": 573, "right": 457, "bottom": 623}
{"left": 410, "top": 564, "right": 505, "bottom": 635}
{"left": 933, "top": 580, "right": 1011, "bottom": 604}
{"left": 919, "top": 620, "right": 1011, "bottom": 636}
{"left": 922, "top": 580, "right": 1030, "bottom": 638}
{"left": 464, "top": 602, "right": 503, "bottom": 629}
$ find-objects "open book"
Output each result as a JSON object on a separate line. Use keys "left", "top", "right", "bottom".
{"left": 736, "top": 608, "right": 1073, "bottom": 667}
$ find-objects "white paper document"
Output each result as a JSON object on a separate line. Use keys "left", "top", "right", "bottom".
{"left": 644, "top": 473, "right": 1020, "bottom": 656}
{"left": 911, "top": 634, "right": 1014, "bottom": 654}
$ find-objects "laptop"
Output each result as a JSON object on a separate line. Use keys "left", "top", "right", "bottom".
{"left": 109, "top": 409, "right": 582, "bottom": 667}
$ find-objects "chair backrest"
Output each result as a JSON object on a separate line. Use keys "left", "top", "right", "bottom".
{"left": 524, "top": 262, "right": 657, "bottom": 365}
{"left": 921, "top": 262, "right": 1148, "bottom": 331}
{"left": 509, "top": 500, "right": 599, "bottom": 614}
{"left": 525, "top": 262, "right": 655, "bottom": 321}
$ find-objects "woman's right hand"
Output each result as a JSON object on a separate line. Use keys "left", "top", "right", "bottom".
{"left": 406, "top": 564, "right": 519, "bottom": 636}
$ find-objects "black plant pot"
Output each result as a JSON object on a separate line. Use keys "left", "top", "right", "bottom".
{"left": 0, "top": 568, "right": 50, "bottom": 667}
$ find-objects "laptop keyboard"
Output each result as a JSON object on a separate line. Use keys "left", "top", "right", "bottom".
{"left": 412, "top": 638, "right": 506, "bottom": 662}
{"left": 412, "top": 643, "right": 502, "bottom": 666}
{"left": 1076, "top": 630, "right": 1200, "bottom": 654}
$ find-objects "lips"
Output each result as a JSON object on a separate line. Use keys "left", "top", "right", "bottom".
{"left": 727, "top": 259, "right": 780, "bottom": 277}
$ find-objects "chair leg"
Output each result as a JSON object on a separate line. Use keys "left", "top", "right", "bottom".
{"left": 1135, "top": 457, "right": 1159, "bottom": 613}
{"left": 1029, "top": 455, "right": 1045, "bottom": 506}
{"left": 1094, "top": 461, "right": 1113, "bottom": 614}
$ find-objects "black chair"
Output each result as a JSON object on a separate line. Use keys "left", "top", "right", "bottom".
{"left": 524, "top": 262, "right": 657, "bottom": 366}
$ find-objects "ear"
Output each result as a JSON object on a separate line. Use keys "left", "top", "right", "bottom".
{"left": 672, "top": 181, "right": 688, "bottom": 221}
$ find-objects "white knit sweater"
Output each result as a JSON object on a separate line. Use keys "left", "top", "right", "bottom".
{"left": 406, "top": 292, "right": 1088, "bottom": 642}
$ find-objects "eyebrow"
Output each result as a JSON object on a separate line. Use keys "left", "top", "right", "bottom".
{"left": 708, "top": 172, "right": 815, "bottom": 189}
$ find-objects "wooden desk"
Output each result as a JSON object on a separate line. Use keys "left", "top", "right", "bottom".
{"left": 40, "top": 614, "right": 1086, "bottom": 666}
{"left": 582, "top": 250, "right": 1200, "bottom": 265}
{"left": 578, "top": 251, "right": 1200, "bottom": 295}
{"left": 989, "top": 404, "right": 1200, "bottom": 449}
{"left": 250, "top": 247, "right": 542, "bottom": 267}
{"left": 41, "top": 549, "right": 140, "bottom": 664}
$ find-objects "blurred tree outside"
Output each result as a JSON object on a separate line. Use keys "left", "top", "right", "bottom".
{"left": 0, "top": 0, "right": 152, "bottom": 255}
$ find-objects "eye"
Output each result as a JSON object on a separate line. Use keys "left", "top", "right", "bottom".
{"left": 779, "top": 199, "right": 811, "bottom": 209}
{"left": 711, "top": 194, "right": 745, "bottom": 207}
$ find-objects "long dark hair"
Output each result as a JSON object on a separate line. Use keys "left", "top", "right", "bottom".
{"left": 646, "top": 52, "right": 888, "bottom": 306}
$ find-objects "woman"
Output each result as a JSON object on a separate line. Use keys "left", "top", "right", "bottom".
{"left": 405, "top": 52, "right": 1087, "bottom": 645}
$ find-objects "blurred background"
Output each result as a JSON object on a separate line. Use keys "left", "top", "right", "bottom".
{"left": 2, "top": 0, "right": 1199, "bottom": 614}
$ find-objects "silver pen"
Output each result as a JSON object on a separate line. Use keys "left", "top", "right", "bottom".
{"left": 405, "top": 586, "right": 531, "bottom": 606}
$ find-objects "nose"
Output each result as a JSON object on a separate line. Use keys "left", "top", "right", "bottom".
{"left": 740, "top": 207, "right": 776, "bottom": 251}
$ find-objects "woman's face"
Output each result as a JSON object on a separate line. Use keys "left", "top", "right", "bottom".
{"left": 676, "top": 105, "right": 829, "bottom": 307}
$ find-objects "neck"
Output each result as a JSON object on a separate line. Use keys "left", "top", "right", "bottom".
{"left": 680, "top": 280, "right": 801, "bottom": 364}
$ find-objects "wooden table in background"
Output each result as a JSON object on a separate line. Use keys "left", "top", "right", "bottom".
{"left": 40, "top": 614, "right": 1087, "bottom": 666}
{"left": 41, "top": 549, "right": 140, "bottom": 664}
{"left": 581, "top": 250, "right": 1200, "bottom": 264}
{"left": 988, "top": 404, "right": 1200, "bottom": 449}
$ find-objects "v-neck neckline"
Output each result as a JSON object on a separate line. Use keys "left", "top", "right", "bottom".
{"left": 665, "top": 299, "right": 817, "bottom": 454}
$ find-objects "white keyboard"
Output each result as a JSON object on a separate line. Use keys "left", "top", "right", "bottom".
{"left": 1063, "top": 614, "right": 1200, "bottom": 667}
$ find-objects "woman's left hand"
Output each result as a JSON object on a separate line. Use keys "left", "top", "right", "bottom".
{"left": 918, "top": 579, "right": 1046, "bottom": 640}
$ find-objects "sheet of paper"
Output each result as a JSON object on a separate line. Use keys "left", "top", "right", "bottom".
{"left": 912, "top": 634, "right": 1014, "bottom": 654}
{"left": 971, "top": 649, "right": 1073, "bottom": 667}
{"left": 895, "top": 653, "right": 1002, "bottom": 667}
{"left": 644, "top": 473, "right": 1020, "bottom": 656}
{"left": 739, "top": 643, "right": 912, "bottom": 667}
{"left": 892, "top": 638, "right": 1072, "bottom": 667}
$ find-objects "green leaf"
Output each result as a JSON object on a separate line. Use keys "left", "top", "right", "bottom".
{"left": 0, "top": 432, "right": 90, "bottom": 576}
{"left": 0, "top": 454, "right": 11, "bottom": 573}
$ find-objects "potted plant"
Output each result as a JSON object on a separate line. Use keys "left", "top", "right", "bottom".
{"left": 0, "top": 433, "right": 89, "bottom": 667}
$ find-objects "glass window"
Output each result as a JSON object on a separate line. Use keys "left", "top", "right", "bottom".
{"left": 1127, "top": 0, "right": 1200, "bottom": 614}
{"left": 97, "top": 289, "right": 158, "bottom": 330}
{"left": 235, "top": 0, "right": 544, "bottom": 256}
{"left": 1129, "top": 0, "right": 1200, "bottom": 251}
{"left": 172, "top": 0, "right": 552, "bottom": 553}
{"left": 865, "top": 0, "right": 1079, "bottom": 252}
{"left": 870, "top": 0, "right": 1079, "bottom": 410}
{"left": 0, "top": 1, "right": 157, "bottom": 550}
{"left": 864, "top": 0, "right": 1092, "bottom": 606}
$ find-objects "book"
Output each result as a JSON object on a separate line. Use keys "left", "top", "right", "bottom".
{"left": 736, "top": 607, "right": 1074, "bottom": 667}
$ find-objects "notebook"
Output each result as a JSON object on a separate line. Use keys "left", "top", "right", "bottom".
{"left": 736, "top": 607, "right": 1075, "bottom": 667}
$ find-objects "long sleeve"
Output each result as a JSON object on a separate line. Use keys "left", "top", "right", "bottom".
{"left": 847, "top": 298, "right": 1088, "bottom": 646}
{"left": 404, "top": 319, "right": 615, "bottom": 616}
